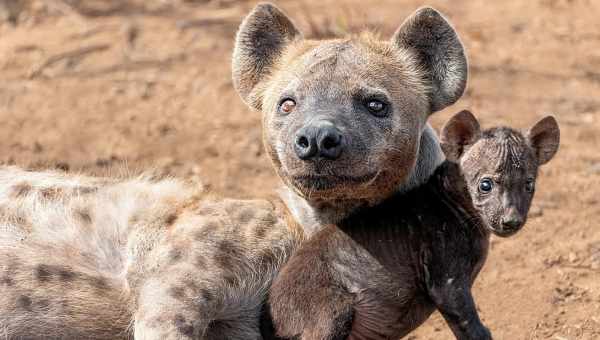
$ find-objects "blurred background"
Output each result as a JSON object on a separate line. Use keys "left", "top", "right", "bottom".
{"left": 1, "top": 0, "right": 599, "bottom": 338}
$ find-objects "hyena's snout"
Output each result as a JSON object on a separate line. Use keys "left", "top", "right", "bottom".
{"left": 294, "top": 120, "right": 345, "bottom": 161}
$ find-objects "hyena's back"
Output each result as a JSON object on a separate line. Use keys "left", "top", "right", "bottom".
{"left": 0, "top": 166, "right": 297, "bottom": 339}
{"left": 0, "top": 166, "right": 188, "bottom": 338}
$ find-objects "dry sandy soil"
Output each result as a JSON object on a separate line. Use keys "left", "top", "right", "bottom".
{"left": 1, "top": 0, "right": 599, "bottom": 339}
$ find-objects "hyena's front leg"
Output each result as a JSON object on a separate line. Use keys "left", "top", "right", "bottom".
{"left": 133, "top": 276, "right": 207, "bottom": 340}
{"left": 134, "top": 268, "right": 267, "bottom": 340}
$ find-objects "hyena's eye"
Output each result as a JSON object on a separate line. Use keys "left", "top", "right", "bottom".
{"left": 279, "top": 99, "right": 296, "bottom": 115}
{"left": 365, "top": 99, "right": 389, "bottom": 117}
{"left": 478, "top": 178, "right": 494, "bottom": 194}
{"left": 525, "top": 179, "right": 535, "bottom": 193}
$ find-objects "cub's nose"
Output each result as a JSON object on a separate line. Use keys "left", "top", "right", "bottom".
{"left": 501, "top": 216, "right": 524, "bottom": 230}
{"left": 294, "top": 123, "right": 345, "bottom": 160}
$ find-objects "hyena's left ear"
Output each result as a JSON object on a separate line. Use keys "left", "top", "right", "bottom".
{"left": 392, "top": 7, "right": 468, "bottom": 113}
{"left": 232, "top": 3, "right": 302, "bottom": 111}
{"left": 527, "top": 116, "right": 560, "bottom": 165}
{"left": 440, "top": 110, "right": 480, "bottom": 162}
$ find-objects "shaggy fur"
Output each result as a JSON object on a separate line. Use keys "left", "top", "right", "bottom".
{"left": 0, "top": 167, "right": 302, "bottom": 339}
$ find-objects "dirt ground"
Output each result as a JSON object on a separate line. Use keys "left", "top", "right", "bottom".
{"left": 1, "top": 0, "right": 599, "bottom": 339}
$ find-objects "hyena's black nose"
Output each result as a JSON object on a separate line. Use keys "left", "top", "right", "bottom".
{"left": 501, "top": 216, "right": 524, "bottom": 230}
{"left": 294, "top": 123, "right": 344, "bottom": 160}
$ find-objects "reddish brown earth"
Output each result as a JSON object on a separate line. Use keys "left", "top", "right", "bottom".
{"left": 1, "top": 1, "right": 599, "bottom": 339}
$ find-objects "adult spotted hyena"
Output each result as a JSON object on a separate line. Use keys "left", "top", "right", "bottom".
{"left": 233, "top": 3, "right": 467, "bottom": 234}
{"left": 0, "top": 2, "right": 467, "bottom": 339}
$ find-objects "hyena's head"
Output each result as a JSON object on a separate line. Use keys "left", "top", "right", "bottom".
{"left": 232, "top": 3, "right": 467, "bottom": 201}
{"left": 440, "top": 110, "right": 560, "bottom": 237}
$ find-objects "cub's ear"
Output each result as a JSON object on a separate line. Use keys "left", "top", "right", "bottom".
{"left": 392, "top": 7, "right": 468, "bottom": 113}
{"left": 527, "top": 116, "right": 560, "bottom": 165}
{"left": 232, "top": 3, "right": 302, "bottom": 111}
{"left": 440, "top": 110, "right": 480, "bottom": 162}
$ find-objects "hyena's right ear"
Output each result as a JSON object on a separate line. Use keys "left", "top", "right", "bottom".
{"left": 232, "top": 3, "right": 302, "bottom": 111}
{"left": 440, "top": 110, "right": 480, "bottom": 162}
{"left": 392, "top": 7, "right": 468, "bottom": 114}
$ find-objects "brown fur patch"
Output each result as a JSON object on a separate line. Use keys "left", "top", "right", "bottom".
{"left": 237, "top": 208, "right": 255, "bottom": 224}
{"left": 214, "top": 240, "right": 242, "bottom": 269}
{"left": 35, "top": 264, "right": 53, "bottom": 282}
{"left": 40, "top": 187, "right": 63, "bottom": 200}
{"left": 165, "top": 213, "right": 178, "bottom": 226}
{"left": 75, "top": 209, "right": 93, "bottom": 224}
{"left": 200, "top": 288, "right": 213, "bottom": 302}
{"left": 16, "top": 295, "right": 33, "bottom": 311}
{"left": 168, "top": 248, "right": 184, "bottom": 264}
{"left": 11, "top": 182, "right": 32, "bottom": 198}
{"left": 174, "top": 314, "right": 195, "bottom": 337}
{"left": 168, "top": 286, "right": 186, "bottom": 300}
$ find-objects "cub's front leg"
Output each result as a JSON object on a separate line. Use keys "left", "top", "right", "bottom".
{"left": 423, "top": 252, "right": 492, "bottom": 340}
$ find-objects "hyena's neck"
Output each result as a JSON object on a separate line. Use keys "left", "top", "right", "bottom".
{"left": 279, "top": 124, "right": 445, "bottom": 236}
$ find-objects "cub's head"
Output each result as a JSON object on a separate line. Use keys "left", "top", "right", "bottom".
{"left": 440, "top": 110, "right": 560, "bottom": 237}
{"left": 233, "top": 3, "right": 467, "bottom": 201}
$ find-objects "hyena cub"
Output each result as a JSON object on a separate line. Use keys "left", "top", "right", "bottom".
{"left": 269, "top": 111, "right": 560, "bottom": 340}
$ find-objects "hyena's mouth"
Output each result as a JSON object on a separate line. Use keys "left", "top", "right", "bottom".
{"left": 487, "top": 223, "right": 523, "bottom": 238}
{"left": 289, "top": 173, "right": 378, "bottom": 191}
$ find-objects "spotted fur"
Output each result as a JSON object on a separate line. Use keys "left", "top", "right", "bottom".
{"left": 0, "top": 166, "right": 302, "bottom": 339}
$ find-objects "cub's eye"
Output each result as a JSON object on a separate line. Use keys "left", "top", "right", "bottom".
{"left": 279, "top": 99, "right": 296, "bottom": 115}
{"left": 525, "top": 179, "right": 535, "bottom": 193}
{"left": 478, "top": 178, "right": 494, "bottom": 194}
{"left": 365, "top": 99, "right": 389, "bottom": 117}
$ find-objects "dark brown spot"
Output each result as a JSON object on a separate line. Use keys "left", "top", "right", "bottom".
{"left": 254, "top": 224, "right": 269, "bottom": 239}
{"left": 40, "top": 187, "right": 63, "bottom": 200}
{"left": 58, "top": 268, "right": 77, "bottom": 282}
{"left": 168, "top": 248, "right": 184, "bottom": 264}
{"left": 168, "top": 286, "right": 186, "bottom": 299}
{"left": 183, "top": 278, "right": 200, "bottom": 292}
{"left": 74, "top": 186, "right": 97, "bottom": 195}
{"left": 13, "top": 213, "right": 32, "bottom": 231}
{"left": 222, "top": 271, "right": 239, "bottom": 286}
{"left": 35, "top": 264, "right": 54, "bottom": 282}
{"left": 0, "top": 276, "right": 14, "bottom": 286}
{"left": 214, "top": 241, "right": 234, "bottom": 269}
{"left": 76, "top": 209, "right": 93, "bottom": 224}
{"left": 200, "top": 288, "right": 213, "bottom": 302}
{"left": 238, "top": 209, "right": 255, "bottom": 224}
{"left": 1, "top": 257, "right": 19, "bottom": 286}
{"left": 165, "top": 213, "right": 178, "bottom": 226}
{"left": 174, "top": 314, "right": 195, "bottom": 337}
{"left": 88, "top": 276, "right": 109, "bottom": 291}
{"left": 11, "top": 182, "right": 32, "bottom": 198}
{"left": 16, "top": 295, "right": 32, "bottom": 311}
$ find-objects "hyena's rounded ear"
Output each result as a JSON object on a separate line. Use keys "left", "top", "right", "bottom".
{"left": 440, "top": 110, "right": 480, "bottom": 162}
{"left": 392, "top": 7, "right": 468, "bottom": 113}
{"left": 527, "top": 116, "right": 560, "bottom": 165}
{"left": 232, "top": 3, "right": 302, "bottom": 111}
